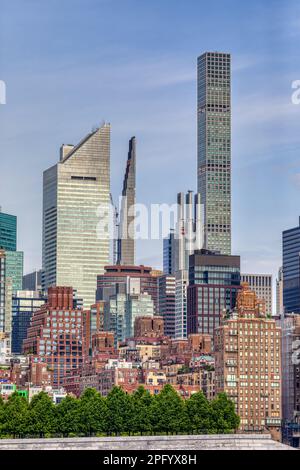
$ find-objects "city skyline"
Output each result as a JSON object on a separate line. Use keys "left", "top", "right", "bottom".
{"left": 1, "top": 0, "right": 300, "bottom": 288}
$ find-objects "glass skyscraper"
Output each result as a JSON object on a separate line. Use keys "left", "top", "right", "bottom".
{"left": 197, "top": 52, "right": 231, "bottom": 255}
{"left": 0, "top": 210, "right": 17, "bottom": 251}
{"left": 43, "top": 123, "right": 111, "bottom": 308}
{"left": 282, "top": 218, "right": 300, "bottom": 314}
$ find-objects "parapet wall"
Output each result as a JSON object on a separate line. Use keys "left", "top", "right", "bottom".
{"left": 0, "top": 434, "right": 294, "bottom": 450}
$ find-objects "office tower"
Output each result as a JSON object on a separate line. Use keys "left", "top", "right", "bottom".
{"left": 163, "top": 230, "right": 175, "bottom": 275}
{"left": 197, "top": 52, "right": 231, "bottom": 255}
{"left": 187, "top": 249, "right": 240, "bottom": 335}
{"left": 5, "top": 251, "right": 23, "bottom": 292}
{"left": 214, "top": 283, "right": 282, "bottom": 440}
{"left": 43, "top": 123, "right": 110, "bottom": 308}
{"left": 23, "top": 287, "right": 84, "bottom": 386}
{"left": 0, "top": 210, "right": 17, "bottom": 251}
{"left": 283, "top": 218, "right": 300, "bottom": 314}
{"left": 158, "top": 274, "right": 176, "bottom": 337}
{"left": 23, "top": 269, "right": 43, "bottom": 292}
{"left": 117, "top": 137, "right": 136, "bottom": 266}
{"left": 0, "top": 250, "right": 6, "bottom": 333}
{"left": 104, "top": 292, "right": 154, "bottom": 347}
{"left": 278, "top": 315, "right": 300, "bottom": 423}
{"left": 97, "top": 265, "right": 159, "bottom": 313}
{"left": 11, "top": 290, "right": 46, "bottom": 354}
{"left": 276, "top": 267, "right": 284, "bottom": 317}
{"left": 174, "top": 191, "right": 203, "bottom": 339}
{"left": 109, "top": 194, "right": 118, "bottom": 265}
{"left": 241, "top": 274, "right": 273, "bottom": 316}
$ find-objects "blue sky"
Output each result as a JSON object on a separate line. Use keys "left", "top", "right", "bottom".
{"left": 1, "top": 0, "right": 300, "bottom": 296}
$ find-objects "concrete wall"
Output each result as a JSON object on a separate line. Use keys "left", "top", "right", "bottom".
{"left": 0, "top": 434, "right": 294, "bottom": 450}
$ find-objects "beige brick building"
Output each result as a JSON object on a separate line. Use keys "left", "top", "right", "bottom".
{"left": 214, "top": 283, "right": 281, "bottom": 440}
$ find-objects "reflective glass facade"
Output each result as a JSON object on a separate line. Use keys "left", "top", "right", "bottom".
{"left": 43, "top": 124, "right": 111, "bottom": 308}
{"left": 283, "top": 218, "right": 300, "bottom": 314}
{"left": 0, "top": 212, "right": 17, "bottom": 251}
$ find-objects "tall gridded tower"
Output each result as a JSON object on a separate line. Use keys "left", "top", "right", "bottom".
{"left": 43, "top": 123, "right": 111, "bottom": 308}
{"left": 0, "top": 211, "right": 17, "bottom": 251}
{"left": 197, "top": 52, "right": 231, "bottom": 255}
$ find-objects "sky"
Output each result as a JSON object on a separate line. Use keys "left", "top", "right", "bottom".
{"left": 1, "top": 0, "right": 300, "bottom": 308}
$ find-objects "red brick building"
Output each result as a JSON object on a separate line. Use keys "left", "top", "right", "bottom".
{"left": 23, "top": 287, "right": 84, "bottom": 386}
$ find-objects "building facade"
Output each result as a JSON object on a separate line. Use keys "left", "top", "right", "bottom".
{"left": 197, "top": 52, "right": 231, "bottom": 255}
{"left": 23, "top": 287, "right": 84, "bottom": 386}
{"left": 241, "top": 274, "right": 273, "bottom": 316}
{"left": 12, "top": 290, "right": 46, "bottom": 354}
{"left": 23, "top": 269, "right": 43, "bottom": 292}
{"left": 282, "top": 218, "right": 300, "bottom": 314}
{"left": 117, "top": 137, "right": 136, "bottom": 266}
{"left": 187, "top": 249, "right": 240, "bottom": 335}
{"left": 158, "top": 274, "right": 176, "bottom": 338}
{"left": 43, "top": 124, "right": 111, "bottom": 307}
{"left": 276, "top": 267, "right": 284, "bottom": 317}
{"left": 214, "top": 283, "right": 282, "bottom": 439}
{"left": 0, "top": 210, "right": 17, "bottom": 252}
{"left": 163, "top": 230, "right": 175, "bottom": 275}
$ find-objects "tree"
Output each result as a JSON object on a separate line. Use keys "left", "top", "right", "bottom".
{"left": 210, "top": 393, "right": 240, "bottom": 433}
{"left": 56, "top": 395, "right": 81, "bottom": 437}
{"left": 131, "top": 386, "right": 153, "bottom": 435}
{"left": 150, "top": 385, "right": 187, "bottom": 435}
{"left": 2, "top": 393, "right": 29, "bottom": 438}
{"left": 185, "top": 391, "right": 213, "bottom": 434}
{"left": 27, "top": 392, "right": 56, "bottom": 437}
{"left": 79, "top": 388, "right": 108, "bottom": 436}
{"left": 106, "top": 386, "right": 133, "bottom": 435}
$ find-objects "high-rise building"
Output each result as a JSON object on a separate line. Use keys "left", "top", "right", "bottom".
{"left": 0, "top": 210, "right": 17, "bottom": 251}
{"left": 197, "top": 52, "right": 231, "bottom": 255}
{"left": 0, "top": 250, "right": 6, "bottom": 333}
{"left": 214, "top": 283, "right": 282, "bottom": 440}
{"left": 23, "top": 269, "right": 43, "bottom": 292}
{"left": 283, "top": 218, "right": 300, "bottom": 314}
{"left": 104, "top": 292, "right": 154, "bottom": 347}
{"left": 97, "top": 265, "right": 159, "bottom": 313}
{"left": 5, "top": 250, "right": 24, "bottom": 292}
{"left": 11, "top": 290, "right": 46, "bottom": 354}
{"left": 174, "top": 192, "right": 203, "bottom": 339}
{"left": 276, "top": 267, "right": 284, "bottom": 317}
{"left": 117, "top": 137, "right": 136, "bottom": 266}
{"left": 23, "top": 287, "right": 84, "bottom": 386}
{"left": 241, "top": 274, "right": 273, "bottom": 316}
{"left": 158, "top": 274, "right": 176, "bottom": 338}
{"left": 277, "top": 314, "right": 300, "bottom": 422}
{"left": 187, "top": 249, "right": 240, "bottom": 336}
{"left": 42, "top": 124, "right": 110, "bottom": 308}
{"left": 163, "top": 230, "right": 175, "bottom": 275}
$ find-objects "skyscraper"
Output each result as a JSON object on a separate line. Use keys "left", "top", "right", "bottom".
{"left": 282, "top": 218, "right": 300, "bottom": 314}
{"left": 187, "top": 249, "right": 240, "bottom": 335}
{"left": 174, "top": 191, "right": 203, "bottom": 339}
{"left": 43, "top": 123, "right": 111, "bottom": 308}
{"left": 197, "top": 52, "right": 231, "bottom": 255}
{"left": 163, "top": 230, "right": 175, "bottom": 275}
{"left": 117, "top": 137, "right": 136, "bottom": 266}
{"left": 276, "top": 267, "right": 284, "bottom": 317}
{"left": 0, "top": 210, "right": 17, "bottom": 251}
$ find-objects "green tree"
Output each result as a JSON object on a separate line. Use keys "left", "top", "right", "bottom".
{"left": 56, "top": 395, "right": 81, "bottom": 437}
{"left": 131, "top": 386, "right": 153, "bottom": 435}
{"left": 27, "top": 391, "right": 56, "bottom": 437}
{"left": 106, "top": 386, "right": 133, "bottom": 435}
{"left": 185, "top": 391, "right": 213, "bottom": 434}
{"left": 210, "top": 393, "right": 240, "bottom": 433}
{"left": 79, "top": 388, "right": 108, "bottom": 436}
{"left": 2, "top": 393, "right": 29, "bottom": 438}
{"left": 150, "top": 385, "right": 187, "bottom": 435}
